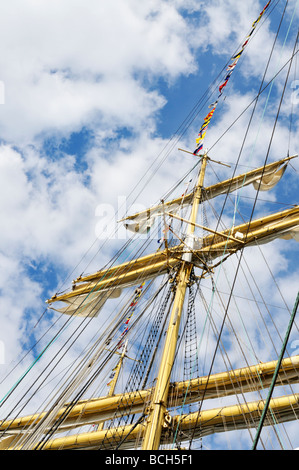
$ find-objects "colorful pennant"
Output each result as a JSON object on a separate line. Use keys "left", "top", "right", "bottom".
{"left": 106, "top": 282, "right": 145, "bottom": 386}
{"left": 194, "top": 105, "right": 217, "bottom": 155}
{"left": 193, "top": 0, "right": 271, "bottom": 156}
{"left": 116, "top": 282, "right": 145, "bottom": 349}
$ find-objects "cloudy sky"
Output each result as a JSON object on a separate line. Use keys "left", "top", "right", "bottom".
{"left": 0, "top": 0, "right": 298, "bottom": 450}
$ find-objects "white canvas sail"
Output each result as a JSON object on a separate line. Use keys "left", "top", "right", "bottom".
{"left": 50, "top": 288, "right": 122, "bottom": 317}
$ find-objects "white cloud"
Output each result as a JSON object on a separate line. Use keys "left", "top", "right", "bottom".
{"left": 0, "top": 2, "right": 203, "bottom": 413}
{"left": 0, "top": 1, "right": 298, "bottom": 449}
{"left": 0, "top": 0, "right": 198, "bottom": 144}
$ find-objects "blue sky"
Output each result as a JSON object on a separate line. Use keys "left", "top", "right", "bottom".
{"left": 0, "top": 0, "right": 298, "bottom": 450}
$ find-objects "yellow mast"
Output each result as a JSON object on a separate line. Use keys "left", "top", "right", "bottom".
{"left": 3, "top": 156, "right": 297, "bottom": 449}
{"left": 95, "top": 341, "right": 127, "bottom": 432}
{"left": 47, "top": 205, "right": 299, "bottom": 306}
{"left": 141, "top": 154, "right": 208, "bottom": 450}
{"left": 2, "top": 354, "right": 298, "bottom": 436}
{"left": 34, "top": 393, "right": 299, "bottom": 450}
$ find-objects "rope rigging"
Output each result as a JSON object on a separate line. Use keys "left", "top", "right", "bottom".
{"left": 98, "top": 279, "right": 175, "bottom": 449}
{"left": 1, "top": 0, "right": 299, "bottom": 452}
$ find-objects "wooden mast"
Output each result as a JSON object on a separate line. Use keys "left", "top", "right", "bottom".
{"left": 95, "top": 341, "right": 128, "bottom": 432}
{"left": 141, "top": 154, "right": 208, "bottom": 450}
{"left": 1, "top": 355, "right": 299, "bottom": 437}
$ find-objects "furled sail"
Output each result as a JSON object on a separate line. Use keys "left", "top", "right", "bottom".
{"left": 279, "top": 227, "right": 299, "bottom": 242}
{"left": 2, "top": 0, "right": 299, "bottom": 452}
{"left": 47, "top": 205, "right": 299, "bottom": 311}
{"left": 5, "top": 393, "right": 298, "bottom": 450}
{"left": 1, "top": 355, "right": 298, "bottom": 442}
{"left": 49, "top": 288, "right": 122, "bottom": 317}
{"left": 252, "top": 164, "right": 287, "bottom": 191}
{"left": 120, "top": 155, "right": 296, "bottom": 233}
